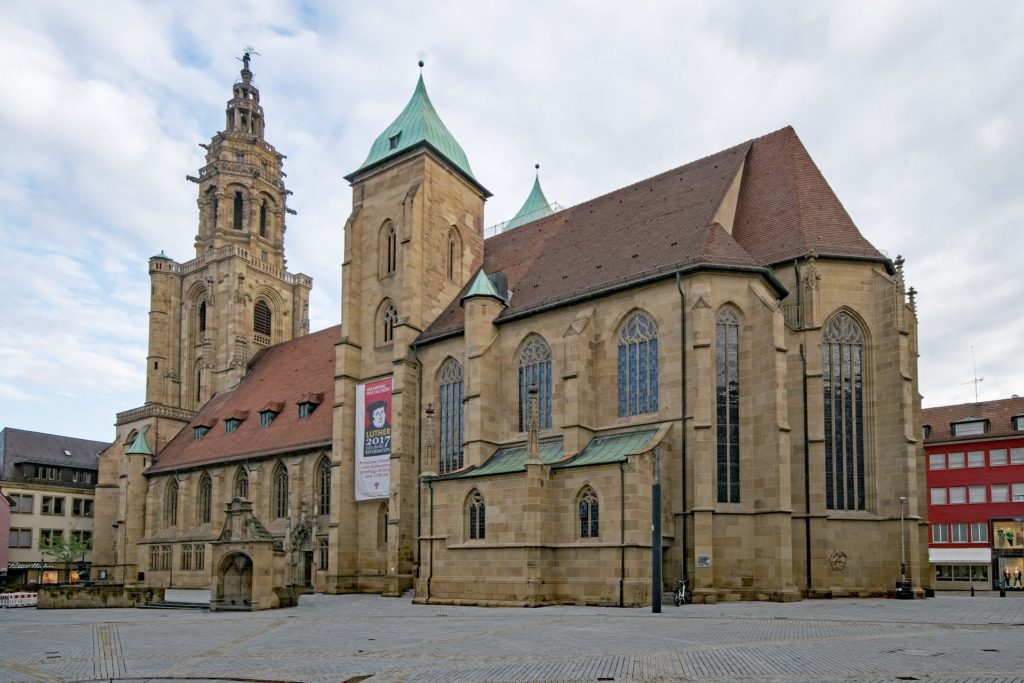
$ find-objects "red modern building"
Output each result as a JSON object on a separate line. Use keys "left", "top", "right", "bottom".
{"left": 923, "top": 396, "right": 1024, "bottom": 590}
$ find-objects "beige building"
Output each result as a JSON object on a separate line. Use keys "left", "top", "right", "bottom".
{"left": 1, "top": 428, "right": 108, "bottom": 585}
{"left": 93, "top": 56, "right": 930, "bottom": 609}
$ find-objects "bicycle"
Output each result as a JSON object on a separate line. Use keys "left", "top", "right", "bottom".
{"left": 673, "top": 578, "right": 692, "bottom": 606}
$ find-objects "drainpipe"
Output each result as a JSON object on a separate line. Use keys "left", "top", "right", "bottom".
{"left": 411, "top": 340, "right": 423, "bottom": 576}
{"left": 800, "top": 343, "right": 812, "bottom": 593}
{"left": 426, "top": 479, "right": 434, "bottom": 603}
{"left": 675, "top": 272, "right": 688, "bottom": 586}
{"left": 619, "top": 460, "right": 625, "bottom": 608}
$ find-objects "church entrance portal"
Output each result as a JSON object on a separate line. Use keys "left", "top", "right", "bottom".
{"left": 218, "top": 552, "right": 253, "bottom": 610}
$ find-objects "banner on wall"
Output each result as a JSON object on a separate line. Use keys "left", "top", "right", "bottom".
{"left": 355, "top": 377, "right": 393, "bottom": 500}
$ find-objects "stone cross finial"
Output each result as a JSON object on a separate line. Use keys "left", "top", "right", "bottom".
{"left": 894, "top": 254, "right": 906, "bottom": 290}
{"left": 907, "top": 286, "right": 917, "bottom": 312}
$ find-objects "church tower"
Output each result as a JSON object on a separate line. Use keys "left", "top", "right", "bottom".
{"left": 92, "top": 55, "right": 311, "bottom": 583}
{"left": 329, "top": 64, "right": 488, "bottom": 594}
{"left": 147, "top": 52, "right": 311, "bottom": 411}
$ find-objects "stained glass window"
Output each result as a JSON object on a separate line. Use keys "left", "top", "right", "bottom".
{"left": 381, "top": 301, "right": 398, "bottom": 344}
{"left": 273, "top": 462, "right": 289, "bottom": 519}
{"left": 438, "top": 359, "right": 464, "bottom": 474}
{"left": 518, "top": 335, "right": 552, "bottom": 431}
{"left": 165, "top": 479, "right": 178, "bottom": 527}
{"left": 618, "top": 312, "right": 659, "bottom": 417}
{"left": 317, "top": 457, "right": 331, "bottom": 516}
{"left": 198, "top": 473, "right": 212, "bottom": 524}
{"left": 468, "top": 490, "right": 486, "bottom": 540}
{"left": 578, "top": 487, "right": 599, "bottom": 538}
{"left": 234, "top": 467, "right": 249, "bottom": 499}
{"left": 716, "top": 308, "right": 740, "bottom": 503}
{"left": 823, "top": 312, "right": 865, "bottom": 510}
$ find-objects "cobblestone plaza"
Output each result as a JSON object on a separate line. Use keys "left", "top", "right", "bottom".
{"left": 1, "top": 594, "right": 1023, "bottom": 682}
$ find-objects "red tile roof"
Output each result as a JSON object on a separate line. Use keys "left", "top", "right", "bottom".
{"left": 148, "top": 326, "right": 339, "bottom": 473}
{"left": 923, "top": 396, "right": 1024, "bottom": 443}
{"left": 419, "top": 127, "right": 884, "bottom": 343}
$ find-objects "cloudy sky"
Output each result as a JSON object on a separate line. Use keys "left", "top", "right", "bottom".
{"left": 1, "top": 1, "right": 1021, "bottom": 441}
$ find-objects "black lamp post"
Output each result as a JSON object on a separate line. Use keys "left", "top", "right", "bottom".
{"left": 896, "top": 496, "right": 913, "bottom": 598}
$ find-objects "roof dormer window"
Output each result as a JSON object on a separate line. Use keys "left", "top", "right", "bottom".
{"left": 193, "top": 426, "right": 210, "bottom": 441}
{"left": 260, "top": 410, "right": 278, "bottom": 426}
{"left": 225, "top": 418, "right": 241, "bottom": 434}
{"left": 952, "top": 419, "right": 986, "bottom": 437}
{"left": 297, "top": 392, "right": 324, "bottom": 420}
{"left": 389, "top": 132, "right": 401, "bottom": 150}
{"left": 1014, "top": 415, "right": 1024, "bottom": 431}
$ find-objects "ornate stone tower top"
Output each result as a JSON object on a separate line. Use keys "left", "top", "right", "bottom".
{"left": 189, "top": 51, "right": 293, "bottom": 271}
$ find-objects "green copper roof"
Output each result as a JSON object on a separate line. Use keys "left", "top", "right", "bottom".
{"left": 461, "top": 269, "right": 504, "bottom": 304}
{"left": 553, "top": 429, "right": 657, "bottom": 468}
{"left": 350, "top": 74, "right": 477, "bottom": 185}
{"left": 449, "top": 439, "right": 565, "bottom": 478}
{"left": 126, "top": 429, "right": 153, "bottom": 456}
{"left": 150, "top": 250, "right": 172, "bottom": 261}
{"left": 503, "top": 171, "right": 553, "bottom": 231}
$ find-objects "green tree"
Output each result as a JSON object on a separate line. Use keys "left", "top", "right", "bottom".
{"left": 42, "top": 535, "right": 92, "bottom": 584}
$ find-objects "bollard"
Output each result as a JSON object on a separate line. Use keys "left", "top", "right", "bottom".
{"left": 999, "top": 580, "right": 1006, "bottom": 598}
{"left": 970, "top": 584, "right": 975, "bottom": 597}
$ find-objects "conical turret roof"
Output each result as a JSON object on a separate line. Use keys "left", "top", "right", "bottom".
{"left": 503, "top": 168, "right": 553, "bottom": 231}
{"left": 348, "top": 71, "right": 483, "bottom": 193}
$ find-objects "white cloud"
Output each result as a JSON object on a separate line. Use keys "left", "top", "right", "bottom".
{"left": 1, "top": 0, "right": 1022, "bottom": 441}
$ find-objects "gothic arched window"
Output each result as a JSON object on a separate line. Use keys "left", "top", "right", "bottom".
{"left": 823, "top": 311, "right": 866, "bottom": 511}
{"left": 518, "top": 335, "right": 552, "bottom": 431}
{"left": 380, "top": 300, "right": 398, "bottom": 344}
{"left": 259, "top": 200, "right": 268, "bottom": 237}
{"left": 233, "top": 191, "right": 244, "bottom": 230}
{"left": 447, "top": 227, "right": 462, "bottom": 281}
{"left": 617, "top": 312, "right": 659, "bottom": 417}
{"left": 380, "top": 221, "right": 397, "bottom": 276}
{"left": 438, "top": 358, "right": 464, "bottom": 474}
{"left": 234, "top": 467, "right": 249, "bottom": 499}
{"left": 197, "top": 473, "right": 212, "bottom": 525}
{"left": 198, "top": 300, "right": 207, "bottom": 333}
{"left": 577, "top": 486, "right": 600, "bottom": 539}
{"left": 254, "top": 299, "right": 272, "bottom": 337}
{"left": 165, "top": 479, "right": 179, "bottom": 527}
{"left": 317, "top": 457, "right": 331, "bottom": 516}
{"left": 273, "top": 462, "right": 289, "bottom": 519}
{"left": 467, "top": 490, "right": 486, "bottom": 540}
{"left": 378, "top": 502, "right": 389, "bottom": 547}
{"left": 716, "top": 308, "right": 740, "bottom": 503}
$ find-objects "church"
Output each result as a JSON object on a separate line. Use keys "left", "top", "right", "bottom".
{"left": 92, "top": 56, "right": 930, "bottom": 609}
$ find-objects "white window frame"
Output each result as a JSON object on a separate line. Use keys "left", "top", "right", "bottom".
{"left": 971, "top": 522, "right": 989, "bottom": 543}
{"left": 949, "top": 486, "right": 966, "bottom": 504}
{"left": 991, "top": 483, "right": 1009, "bottom": 503}
{"left": 932, "top": 524, "right": 949, "bottom": 543}
{"left": 948, "top": 452, "right": 965, "bottom": 469}
{"left": 930, "top": 487, "right": 947, "bottom": 505}
{"left": 929, "top": 453, "right": 946, "bottom": 470}
{"left": 953, "top": 421, "right": 985, "bottom": 436}
{"left": 967, "top": 451, "right": 985, "bottom": 468}
{"left": 1011, "top": 447, "right": 1024, "bottom": 465}
{"left": 990, "top": 448, "right": 1008, "bottom": 466}
{"left": 1012, "top": 482, "right": 1024, "bottom": 502}
{"left": 951, "top": 523, "right": 968, "bottom": 543}
{"left": 968, "top": 485, "right": 987, "bottom": 503}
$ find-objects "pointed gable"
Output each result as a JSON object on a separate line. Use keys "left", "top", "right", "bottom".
{"left": 731, "top": 127, "right": 883, "bottom": 266}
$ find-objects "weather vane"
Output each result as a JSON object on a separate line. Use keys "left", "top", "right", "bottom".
{"left": 239, "top": 46, "right": 261, "bottom": 70}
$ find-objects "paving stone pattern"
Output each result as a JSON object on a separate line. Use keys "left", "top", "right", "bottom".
{"left": 0, "top": 594, "right": 1023, "bottom": 683}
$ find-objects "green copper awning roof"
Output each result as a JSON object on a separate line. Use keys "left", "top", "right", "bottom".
{"left": 348, "top": 74, "right": 478, "bottom": 187}
{"left": 503, "top": 172, "right": 554, "bottom": 231}
{"left": 461, "top": 269, "right": 504, "bottom": 304}
{"left": 437, "top": 428, "right": 658, "bottom": 479}
{"left": 553, "top": 429, "right": 658, "bottom": 468}
{"left": 445, "top": 439, "right": 564, "bottom": 479}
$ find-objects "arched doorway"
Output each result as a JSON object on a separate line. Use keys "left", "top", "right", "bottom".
{"left": 218, "top": 552, "right": 253, "bottom": 610}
